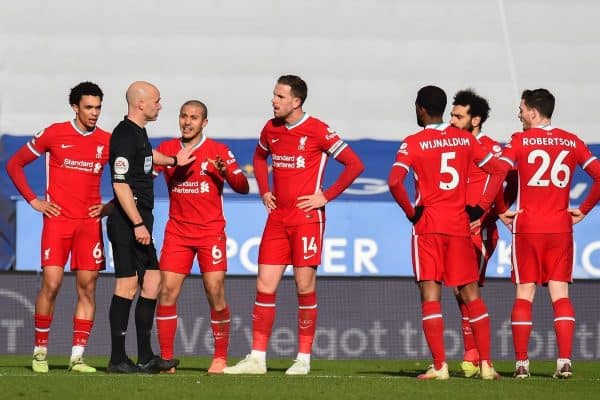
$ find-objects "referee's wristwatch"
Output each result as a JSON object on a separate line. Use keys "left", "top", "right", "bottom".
{"left": 133, "top": 221, "right": 145, "bottom": 229}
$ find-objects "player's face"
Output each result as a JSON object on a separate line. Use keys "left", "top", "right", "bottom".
{"left": 72, "top": 95, "right": 102, "bottom": 132}
{"left": 143, "top": 87, "right": 162, "bottom": 122}
{"left": 272, "top": 84, "right": 301, "bottom": 120}
{"left": 518, "top": 100, "right": 534, "bottom": 130}
{"left": 450, "top": 105, "right": 474, "bottom": 132}
{"left": 179, "top": 105, "right": 207, "bottom": 143}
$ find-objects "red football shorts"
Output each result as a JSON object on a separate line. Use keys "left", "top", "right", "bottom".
{"left": 412, "top": 233, "right": 479, "bottom": 286}
{"left": 159, "top": 231, "right": 227, "bottom": 274}
{"left": 511, "top": 232, "right": 573, "bottom": 284}
{"left": 258, "top": 212, "right": 324, "bottom": 267}
{"left": 40, "top": 215, "right": 105, "bottom": 271}
{"left": 471, "top": 225, "right": 499, "bottom": 286}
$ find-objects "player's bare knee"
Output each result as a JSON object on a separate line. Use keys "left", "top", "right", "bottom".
{"left": 159, "top": 285, "right": 180, "bottom": 305}
{"left": 40, "top": 280, "right": 62, "bottom": 299}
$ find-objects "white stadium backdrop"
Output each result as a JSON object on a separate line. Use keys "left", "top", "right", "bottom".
{"left": 1, "top": 0, "right": 599, "bottom": 142}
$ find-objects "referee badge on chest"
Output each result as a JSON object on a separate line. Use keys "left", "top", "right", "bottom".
{"left": 144, "top": 156, "right": 153, "bottom": 173}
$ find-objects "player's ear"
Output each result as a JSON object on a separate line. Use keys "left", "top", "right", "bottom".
{"left": 292, "top": 96, "right": 302, "bottom": 109}
{"left": 202, "top": 118, "right": 208, "bottom": 129}
{"left": 71, "top": 104, "right": 79, "bottom": 114}
{"left": 472, "top": 116, "right": 481, "bottom": 128}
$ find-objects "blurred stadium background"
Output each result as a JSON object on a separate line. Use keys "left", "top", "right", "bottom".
{"left": 0, "top": 0, "right": 599, "bottom": 360}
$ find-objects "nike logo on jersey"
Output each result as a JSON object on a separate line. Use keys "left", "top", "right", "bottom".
{"left": 303, "top": 253, "right": 316, "bottom": 260}
{"left": 61, "top": 144, "right": 75, "bottom": 149}
{"left": 212, "top": 258, "right": 224, "bottom": 265}
{"left": 271, "top": 138, "right": 280, "bottom": 143}
{"left": 95, "top": 259, "right": 104, "bottom": 264}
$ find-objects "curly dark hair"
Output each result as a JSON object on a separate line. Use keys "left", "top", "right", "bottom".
{"left": 69, "top": 81, "right": 103, "bottom": 106}
{"left": 453, "top": 89, "right": 490, "bottom": 125}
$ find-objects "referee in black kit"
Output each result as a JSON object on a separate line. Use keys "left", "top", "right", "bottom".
{"left": 107, "top": 81, "right": 194, "bottom": 373}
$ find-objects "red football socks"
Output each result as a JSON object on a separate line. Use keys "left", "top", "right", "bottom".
{"left": 211, "top": 306, "right": 231, "bottom": 359}
{"left": 421, "top": 301, "right": 445, "bottom": 370}
{"left": 459, "top": 302, "right": 478, "bottom": 363}
{"left": 156, "top": 304, "right": 178, "bottom": 360}
{"left": 553, "top": 297, "right": 575, "bottom": 360}
{"left": 297, "top": 292, "right": 318, "bottom": 354}
{"left": 466, "top": 298, "right": 492, "bottom": 363}
{"left": 252, "top": 292, "right": 276, "bottom": 352}
{"left": 34, "top": 314, "right": 52, "bottom": 347}
{"left": 511, "top": 298, "right": 532, "bottom": 361}
{"left": 72, "top": 318, "right": 93, "bottom": 347}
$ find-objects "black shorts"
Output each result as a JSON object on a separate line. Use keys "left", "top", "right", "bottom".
{"left": 107, "top": 207, "right": 159, "bottom": 278}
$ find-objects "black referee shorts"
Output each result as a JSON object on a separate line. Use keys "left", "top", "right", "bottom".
{"left": 107, "top": 207, "right": 159, "bottom": 278}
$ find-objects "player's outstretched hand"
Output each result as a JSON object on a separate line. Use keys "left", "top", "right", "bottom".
{"left": 297, "top": 191, "right": 328, "bottom": 212}
{"left": 207, "top": 156, "right": 226, "bottom": 177}
{"left": 262, "top": 192, "right": 277, "bottom": 211}
{"left": 30, "top": 198, "right": 61, "bottom": 217}
{"left": 568, "top": 208, "right": 586, "bottom": 225}
{"left": 498, "top": 209, "right": 522, "bottom": 231}
{"left": 175, "top": 145, "right": 196, "bottom": 166}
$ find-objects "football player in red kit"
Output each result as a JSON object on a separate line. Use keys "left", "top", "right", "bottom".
{"left": 154, "top": 100, "right": 249, "bottom": 374}
{"left": 497, "top": 89, "right": 600, "bottom": 379}
{"left": 6, "top": 82, "right": 110, "bottom": 373}
{"left": 388, "top": 86, "right": 509, "bottom": 380}
{"left": 224, "top": 75, "right": 364, "bottom": 375}
{"left": 449, "top": 89, "right": 502, "bottom": 377}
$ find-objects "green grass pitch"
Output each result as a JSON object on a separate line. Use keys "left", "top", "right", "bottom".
{"left": 1, "top": 356, "right": 599, "bottom": 399}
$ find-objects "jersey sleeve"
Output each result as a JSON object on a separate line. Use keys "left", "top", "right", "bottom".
{"left": 257, "top": 123, "right": 271, "bottom": 153}
{"left": 575, "top": 137, "right": 598, "bottom": 169}
{"left": 498, "top": 133, "right": 520, "bottom": 167}
{"left": 152, "top": 141, "right": 167, "bottom": 177}
{"left": 470, "top": 139, "right": 510, "bottom": 210}
{"left": 318, "top": 126, "right": 348, "bottom": 159}
{"left": 27, "top": 127, "right": 53, "bottom": 157}
{"left": 221, "top": 145, "right": 249, "bottom": 194}
{"left": 253, "top": 126, "right": 271, "bottom": 196}
{"left": 575, "top": 137, "right": 600, "bottom": 215}
{"left": 109, "top": 129, "right": 137, "bottom": 183}
{"left": 391, "top": 140, "right": 414, "bottom": 172}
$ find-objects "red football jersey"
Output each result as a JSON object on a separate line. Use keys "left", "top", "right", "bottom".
{"left": 393, "top": 123, "right": 494, "bottom": 236}
{"left": 257, "top": 114, "right": 348, "bottom": 219}
{"left": 26, "top": 121, "right": 110, "bottom": 218}
{"left": 154, "top": 136, "right": 244, "bottom": 236}
{"left": 466, "top": 133, "right": 503, "bottom": 228}
{"left": 499, "top": 126, "right": 597, "bottom": 233}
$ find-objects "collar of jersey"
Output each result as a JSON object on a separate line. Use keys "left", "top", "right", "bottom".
{"left": 535, "top": 124, "right": 554, "bottom": 131}
{"left": 70, "top": 119, "right": 95, "bottom": 136}
{"left": 286, "top": 113, "right": 310, "bottom": 130}
{"left": 425, "top": 122, "right": 449, "bottom": 131}
{"left": 180, "top": 134, "right": 206, "bottom": 151}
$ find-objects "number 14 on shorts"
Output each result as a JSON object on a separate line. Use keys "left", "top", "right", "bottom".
{"left": 302, "top": 236, "right": 317, "bottom": 259}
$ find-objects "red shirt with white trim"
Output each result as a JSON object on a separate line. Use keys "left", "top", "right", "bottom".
{"left": 256, "top": 114, "right": 348, "bottom": 222}
{"left": 392, "top": 123, "right": 495, "bottom": 236}
{"left": 466, "top": 133, "right": 503, "bottom": 231}
{"left": 499, "top": 126, "right": 598, "bottom": 233}
{"left": 8, "top": 121, "right": 110, "bottom": 218}
{"left": 154, "top": 136, "right": 245, "bottom": 236}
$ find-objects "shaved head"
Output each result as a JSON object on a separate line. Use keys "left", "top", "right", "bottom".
{"left": 125, "top": 81, "right": 162, "bottom": 126}
{"left": 126, "top": 81, "right": 158, "bottom": 106}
